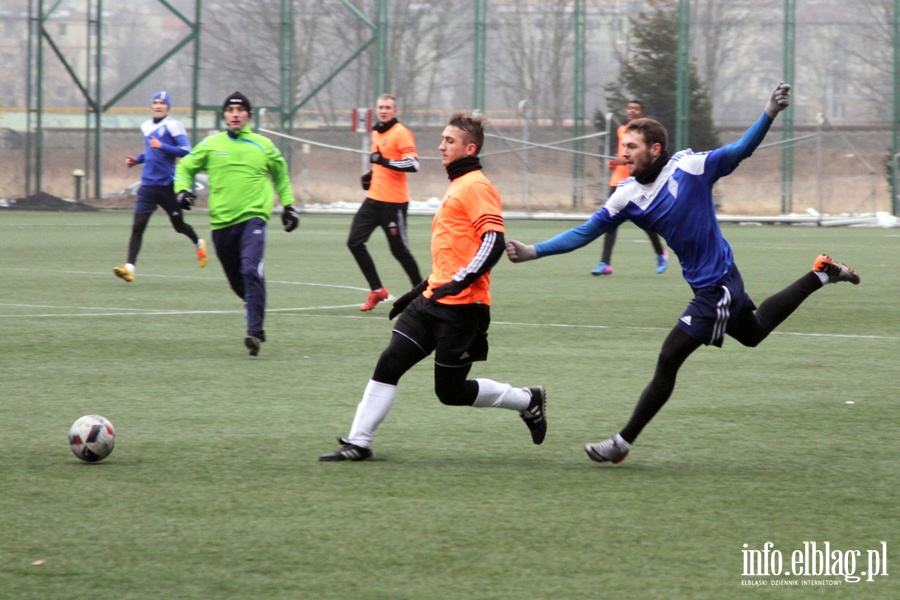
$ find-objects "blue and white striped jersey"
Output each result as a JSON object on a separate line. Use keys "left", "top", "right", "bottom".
{"left": 535, "top": 112, "right": 776, "bottom": 289}
{"left": 134, "top": 116, "right": 191, "bottom": 187}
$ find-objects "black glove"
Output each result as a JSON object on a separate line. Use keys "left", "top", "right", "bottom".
{"left": 176, "top": 190, "right": 197, "bottom": 210}
{"left": 282, "top": 204, "right": 300, "bottom": 232}
{"left": 388, "top": 280, "right": 429, "bottom": 320}
{"left": 428, "top": 280, "right": 466, "bottom": 303}
{"left": 361, "top": 171, "right": 372, "bottom": 191}
{"left": 369, "top": 152, "right": 390, "bottom": 167}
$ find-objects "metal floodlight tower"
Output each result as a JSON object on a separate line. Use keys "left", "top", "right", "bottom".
{"left": 781, "top": 0, "right": 796, "bottom": 214}
{"left": 375, "top": 0, "right": 388, "bottom": 97}
{"left": 674, "top": 0, "right": 690, "bottom": 150}
{"left": 473, "top": 0, "right": 487, "bottom": 112}
{"left": 572, "top": 0, "right": 586, "bottom": 208}
{"left": 279, "top": 0, "right": 295, "bottom": 163}
{"left": 25, "top": 0, "right": 43, "bottom": 197}
{"left": 893, "top": 0, "right": 900, "bottom": 215}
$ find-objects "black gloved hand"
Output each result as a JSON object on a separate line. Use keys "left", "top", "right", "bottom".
{"left": 282, "top": 204, "right": 300, "bottom": 232}
{"left": 361, "top": 171, "right": 372, "bottom": 191}
{"left": 428, "top": 280, "right": 466, "bottom": 303}
{"left": 369, "top": 152, "right": 390, "bottom": 167}
{"left": 388, "top": 280, "right": 429, "bottom": 320}
{"left": 176, "top": 190, "right": 197, "bottom": 210}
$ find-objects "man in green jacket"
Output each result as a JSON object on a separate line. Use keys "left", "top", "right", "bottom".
{"left": 175, "top": 91, "right": 300, "bottom": 357}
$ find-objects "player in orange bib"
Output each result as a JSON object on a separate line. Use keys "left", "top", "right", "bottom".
{"left": 348, "top": 94, "right": 423, "bottom": 311}
{"left": 320, "top": 113, "right": 547, "bottom": 461}
{"left": 591, "top": 99, "right": 668, "bottom": 276}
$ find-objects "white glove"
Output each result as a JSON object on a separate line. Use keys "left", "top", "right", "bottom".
{"left": 766, "top": 82, "right": 792, "bottom": 117}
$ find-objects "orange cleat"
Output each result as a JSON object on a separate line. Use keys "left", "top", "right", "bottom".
{"left": 360, "top": 288, "right": 389, "bottom": 311}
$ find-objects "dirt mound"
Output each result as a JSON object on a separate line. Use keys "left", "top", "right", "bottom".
{"left": 1, "top": 192, "right": 97, "bottom": 211}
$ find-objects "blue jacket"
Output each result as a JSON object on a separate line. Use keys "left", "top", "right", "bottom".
{"left": 134, "top": 116, "right": 191, "bottom": 186}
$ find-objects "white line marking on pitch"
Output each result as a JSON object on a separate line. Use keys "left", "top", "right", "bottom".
{"left": 0, "top": 270, "right": 894, "bottom": 341}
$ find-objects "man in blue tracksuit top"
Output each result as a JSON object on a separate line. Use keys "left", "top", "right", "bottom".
{"left": 505, "top": 82, "right": 861, "bottom": 464}
{"left": 114, "top": 91, "right": 206, "bottom": 282}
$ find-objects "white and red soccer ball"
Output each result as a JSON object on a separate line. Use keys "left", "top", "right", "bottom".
{"left": 68, "top": 415, "right": 116, "bottom": 462}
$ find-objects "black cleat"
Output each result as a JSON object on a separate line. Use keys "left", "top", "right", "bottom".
{"left": 319, "top": 437, "right": 373, "bottom": 462}
{"left": 244, "top": 332, "right": 266, "bottom": 356}
{"left": 519, "top": 386, "right": 547, "bottom": 445}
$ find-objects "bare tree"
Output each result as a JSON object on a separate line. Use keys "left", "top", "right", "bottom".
{"left": 384, "top": 1, "right": 473, "bottom": 110}
{"left": 490, "top": 0, "right": 577, "bottom": 123}
{"left": 199, "top": 0, "right": 471, "bottom": 122}
{"left": 690, "top": 0, "right": 765, "bottom": 112}
{"left": 819, "top": 0, "right": 893, "bottom": 114}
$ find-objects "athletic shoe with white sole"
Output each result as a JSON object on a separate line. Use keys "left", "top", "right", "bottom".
{"left": 197, "top": 239, "right": 208, "bottom": 268}
{"left": 585, "top": 433, "right": 631, "bottom": 464}
{"left": 519, "top": 386, "right": 547, "bottom": 445}
{"left": 319, "top": 438, "right": 373, "bottom": 462}
{"left": 113, "top": 265, "right": 134, "bottom": 282}
{"left": 813, "top": 254, "right": 860, "bottom": 285}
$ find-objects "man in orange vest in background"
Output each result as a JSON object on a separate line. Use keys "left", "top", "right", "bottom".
{"left": 348, "top": 94, "right": 423, "bottom": 311}
{"left": 592, "top": 99, "right": 668, "bottom": 276}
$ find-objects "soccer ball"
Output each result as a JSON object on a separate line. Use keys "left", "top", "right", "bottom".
{"left": 68, "top": 415, "right": 116, "bottom": 462}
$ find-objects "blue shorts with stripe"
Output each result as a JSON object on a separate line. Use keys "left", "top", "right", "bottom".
{"left": 676, "top": 265, "right": 757, "bottom": 348}
{"left": 134, "top": 184, "right": 180, "bottom": 215}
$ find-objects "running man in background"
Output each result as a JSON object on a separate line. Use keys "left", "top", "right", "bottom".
{"left": 348, "top": 94, "right": 423, "bottom": 312}
{"left": 115, "top": 91, "right": 206, "bottom": 282}
{"left": 174, "top": 92, "right": 300, "bottom": 357}
{"left": 592, "top": 99, "right": 668, "bottom": 276}
{"left": 506, "top": 82, "right": 860, "bottom": 464}
{"left": 321, "top": 113, "right": 546, "bottom": 462}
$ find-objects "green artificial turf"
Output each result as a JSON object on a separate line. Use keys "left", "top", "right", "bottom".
{"left": 0, "top": 211, "right": 896, "bottom": 599}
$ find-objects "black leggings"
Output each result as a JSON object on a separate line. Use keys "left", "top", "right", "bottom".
{"left": 127, "top": 210, "right": 198, "bottom": 265}
{"left": 618, "top": 271, "right": 823, "bottom": 443}
{"left": 600, "top": 226, "right": 665, "bottom": 263}
{"left": 372, "top": 332, "right": 479, "bottom": 406}
{"left": 347, "top": 199, "right": 421, "bottom": 290}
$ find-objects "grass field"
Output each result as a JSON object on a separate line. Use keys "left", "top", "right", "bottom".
{"left": 0, "top": 211, "right": 897, "bottom": 599}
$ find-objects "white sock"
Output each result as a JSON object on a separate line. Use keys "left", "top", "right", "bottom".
{"left": 814, "top": 270, "right": 830, "bottom": 285}
{"left": 472, "top": 378, "right": 530, "bottom": 411}
{"left": 125, "top": 263, "right": 135, "bottom": 274}
{"left": 347, "top": 380, "right": 397, "bottom": 448}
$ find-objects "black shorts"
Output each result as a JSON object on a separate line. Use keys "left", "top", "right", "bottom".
{"left": 393, "top": 295, "right": 490, "bottom": 367}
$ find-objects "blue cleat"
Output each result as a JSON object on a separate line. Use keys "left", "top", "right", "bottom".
{"left": 656, "top": 251, "right": 669, "bottom": 274}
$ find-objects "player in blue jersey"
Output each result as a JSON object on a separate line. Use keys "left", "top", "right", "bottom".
{"left": 114, "top": 91, "right": 206, "bottom": 282}
{"left": 505, "top": 83, "right": 860, "bottom": 464}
